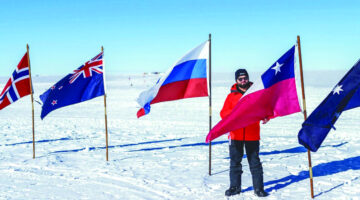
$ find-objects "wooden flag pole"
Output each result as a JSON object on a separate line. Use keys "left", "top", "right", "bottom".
{"left": 297, "top": 36, "right": 314, "bottom": 198}
{"left": 27, "top": 44, "right": 35, "bottom": 159}
{"left": 208, "top": 34, "right": 212, "bottom": 176}
{"left": 102, "top": 46, "right": 109, "bottom": 161}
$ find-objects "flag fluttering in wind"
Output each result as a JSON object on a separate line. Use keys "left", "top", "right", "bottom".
{"left": 40, "top": 52, "right": 105, "bottom": 119}
{"left": 298, "top": 59, "right": 360, "bottom": 152}
{"left": 206, "top": 46, "right": 301, "bottom": 142}
{"left": 0, "top": 52, "right": 32, "bottom": 110}
{"left": 137, "top": 41, "right": 209, "bottom": 118}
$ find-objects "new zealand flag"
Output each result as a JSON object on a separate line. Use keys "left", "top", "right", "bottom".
{"left": 0, "top": 52, "right": 32, "bottom": 110}
{"left": 40, "top": 52, "right": 105, "bottom": 119}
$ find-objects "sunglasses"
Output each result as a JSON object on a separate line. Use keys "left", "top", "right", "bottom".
{"left": 237, "top": 77, "right": 248, "bottom": 81}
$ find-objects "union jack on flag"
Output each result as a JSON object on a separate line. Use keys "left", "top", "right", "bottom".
{"left": 0, "top": 52, "right": 32, "bottom": 110}
{"left": 69, "top": 52, "right": 103, "bottom": 84}
{"left": 39, "top": 51, "right": 105, "bottom": 119}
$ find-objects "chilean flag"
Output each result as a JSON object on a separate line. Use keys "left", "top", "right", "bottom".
{"left": 137, "top": 41, "right": 209, "bottom": 118}
{"left": 206, "top": 46, "right": 301, "bottom": 142}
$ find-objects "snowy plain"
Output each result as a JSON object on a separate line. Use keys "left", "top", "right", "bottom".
{"left": 0, "top": 71, "right": 359, "bottom": 200}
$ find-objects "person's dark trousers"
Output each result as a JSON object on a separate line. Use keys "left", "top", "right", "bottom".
{"left": 229, "top": 140, "right": 264, "bottom": 191}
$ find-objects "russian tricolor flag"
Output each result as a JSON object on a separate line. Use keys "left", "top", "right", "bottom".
{"left": 206, "top": 46, "right": 301, "bottom": 142}
{"left": 137, "top": 41, "right": 209, "bottom": 118}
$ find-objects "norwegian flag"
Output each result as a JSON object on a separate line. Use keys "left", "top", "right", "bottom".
{"left": 0, "top": 53, "right": 32, "bottom": 110}
{"left": 39, "top": 52, "right": 105, "bottom": 119}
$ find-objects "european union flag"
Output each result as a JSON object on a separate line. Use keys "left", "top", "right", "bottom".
{"left": 40, "top": 52, "right": 105, "bottom": 119}
{"left": 298, "top": 59, "right": 360, "bottom": 152}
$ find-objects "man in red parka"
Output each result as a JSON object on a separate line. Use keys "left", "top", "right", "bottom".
{"left": 223, "top": 69, "right": 269, "bottom": 197}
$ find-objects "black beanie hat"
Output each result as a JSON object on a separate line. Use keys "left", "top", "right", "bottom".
{"left": 235, "top": 69, "right": 249, "bottom": 80}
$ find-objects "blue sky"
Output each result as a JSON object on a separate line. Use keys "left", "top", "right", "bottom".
{"left": 0, "top": 0, "right": 359, "bottom": 76}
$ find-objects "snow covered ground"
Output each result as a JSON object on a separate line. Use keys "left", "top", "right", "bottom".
{"left": 0, "top": 72, "right": 359, "bottom": 199}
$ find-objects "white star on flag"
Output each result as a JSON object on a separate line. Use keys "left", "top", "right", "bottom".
{"left": 332, "top": 85, "right": 343, "bottom": 95}
{"left": 272, "top": 62, "right": 283, "bottom": 75}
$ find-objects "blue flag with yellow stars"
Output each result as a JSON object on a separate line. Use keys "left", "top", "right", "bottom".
{"left": 298, "top": 59, "right": 360, "bottom": 152}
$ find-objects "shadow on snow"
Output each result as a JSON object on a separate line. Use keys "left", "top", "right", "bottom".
{"left": 241, "top": 155, "right": 360, "bottom": 198}
{"left": 4, "top": 137, "right": 76, "bottom": 146}
{"left": 49, "top": 137, "right": 187, "bottom": 154}
{"left": 211, "top": 142, "right": 347, "bottom": 175}
{"left": 43, "top": 139, "right": 346, "bottom": 156}
{"left": 31, "top": 137, "right": 357, "bottom": 197}
{"left": 314, "top": 176, "right": 359, "bottom": 197}
{"left": 128, "top": 140, "right": 228, "bottom": 152}
{"left": 223, "top": 142, "right": 347, "bottom": 159}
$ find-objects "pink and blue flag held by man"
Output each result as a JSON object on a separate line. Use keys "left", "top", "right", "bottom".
{"left": 206, "top": 46, "right": 301, "bottom": 142}
{"left": 0, "top": 52, "right": 32, "bottom": 110}
{"left": 137, "top": 41, "right": 209, "bottom": 118}
{"left": 40, "top": 52, "right": 105, "bottom": 119}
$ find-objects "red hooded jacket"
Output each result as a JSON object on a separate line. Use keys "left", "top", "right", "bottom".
{"left": 220, "top": 83, "right": 260, "bottom": 141}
